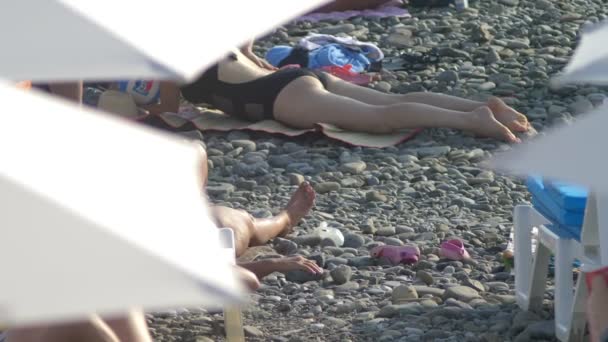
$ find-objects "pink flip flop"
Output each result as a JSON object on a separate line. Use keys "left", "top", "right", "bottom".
{"left": 439, "top": 239, "right": 471, "bottom": 261}
{"left": 370, "top": 245, "right": 420, "bottom": 265}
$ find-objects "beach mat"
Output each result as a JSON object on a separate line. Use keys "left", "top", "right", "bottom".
{"left": 141, "top": 109, "right": 420, "bottom": 148}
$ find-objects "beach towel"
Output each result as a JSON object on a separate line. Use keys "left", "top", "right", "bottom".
{"left": 140, "top": 108, "right": 420, "bottom": 148}
{"left": 296, "top": 0, "right": 409, "bottom": 22}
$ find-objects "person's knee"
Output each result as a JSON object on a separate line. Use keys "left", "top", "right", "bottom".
{"left": 192, "top": 142, "right": 208, "bottom": 188}
{"left": 236, "top": 266, "right": 260, "bottom": 291}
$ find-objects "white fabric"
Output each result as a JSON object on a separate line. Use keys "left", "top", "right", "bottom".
{"left": 0, "top": 0, "right": 329, "bottom": 82}
{"left": 489, "top": 104, "right": 608, "bottom": 194}
{"left": 299, "top": 33, "right": 384, "bottom": 61}
{"left": 553, "top": 20, "right": 608, "bottom": 85}
{"left": 0, "top": 81, "right": 244, "bottom": 325}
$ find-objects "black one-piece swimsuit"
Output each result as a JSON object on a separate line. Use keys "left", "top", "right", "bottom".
{"left": 180, "top": 54, "right": 329, "bottom": 122}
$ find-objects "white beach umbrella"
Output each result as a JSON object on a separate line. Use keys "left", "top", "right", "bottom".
{"left": 0, "top": 81, "right": 245, "bottom": 326}
{"left": 0, "top": 0, "right": 328, "bottom": 82}
{"left": 489, "top": 104, "right": 607, "bottom": 192}
{"left": 553, "top": 20, "right": 608, "bottom": 85}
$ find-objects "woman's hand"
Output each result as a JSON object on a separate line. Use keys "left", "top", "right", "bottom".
{"left": 276, "top": 256, "right": 323, "bottom": 274}
{"left": 240, "top": 40, "right": 277, "bottom": 71}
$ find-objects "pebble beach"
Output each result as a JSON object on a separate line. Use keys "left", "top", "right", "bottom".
{"left": 148, "top": 1, "right": 608, "bottom": 341}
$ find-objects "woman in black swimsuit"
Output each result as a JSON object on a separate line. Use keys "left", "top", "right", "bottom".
{"left": 142, "top": 45, "right": 529, "bottom": 143}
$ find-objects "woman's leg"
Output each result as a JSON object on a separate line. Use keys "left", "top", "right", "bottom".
{"left": 6, "top": 316, "right": 118, "bottom": 342}
{"left": 194, "top": 141, "right": 208, "bottom": 188}
{"left": 323, "top": 74, "right": 529, "bottom": 132}
{"left": 274, "top": 76, "right": 519, "bottom": 142}
{"left": 103, "top": 310, "right": 152, "bottom": 342}
{"left": 211, "top": 183, "right": 315, "bottom": 257}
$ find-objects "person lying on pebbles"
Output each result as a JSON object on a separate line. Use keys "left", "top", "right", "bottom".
{"left": 195, "top": 145, "right": 322, "bottom": 281}
{"left": 110, "top": 41, "right": 530, "bottom": 143}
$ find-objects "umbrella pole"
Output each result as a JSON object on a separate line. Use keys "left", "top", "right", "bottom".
{"left": 224, "top": 307, "right": 245, "bottom": 342}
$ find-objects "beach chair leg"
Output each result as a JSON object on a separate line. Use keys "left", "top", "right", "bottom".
{"left": 219, "top": 228, "right": 245, "bottom": 342}
{"left": 567, "top": 272, "right": 588, "bottom": 342}
{"left": 514, "top": 205, "right": 546, "bottom": 310}
{"left": 528, "top": 242, "right": 551, "bottom": 312}
{"left": 554, "top": 239, "right": 576, "bottom": 342}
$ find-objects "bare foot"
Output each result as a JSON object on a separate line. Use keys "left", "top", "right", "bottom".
{"left": 280, "top": 182, "right": 316, "bottom": 236}
{"left": 470, "top": 106, "right": 521, "bottom": 143}
{"left": 487, "top": 97, "right": 530, "bottom": 132}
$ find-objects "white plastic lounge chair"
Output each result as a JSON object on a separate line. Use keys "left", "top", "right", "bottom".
{"left": 514, "top": 176, "right": 602, "bottom": 342}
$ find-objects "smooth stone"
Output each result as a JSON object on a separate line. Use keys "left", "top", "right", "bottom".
{"left": 205, "top": 183, "right": 235, "bottom": 196}
{"left": 361, "top": 220, "right": 377, "bottom": 234}
{"left": 413, "top": 286, "right": 444, "bottom": 297}
{"left": 231, "top": 139, "right": 256, "bottom": 152}
{"left": 376, "top": 226, "right": 396, "bottom": 236}
{"left": 293, "top": 234, "right": 322, "bottom": 247}
{"left": 319, "top": 23, "right": 356, "bottom": 35}
{"left": 437, "top": 47, "right": 471, "bottom": 59}
{"left": 444, "top": 298, "right": 473, "bottom": 310}
{"left": 485, "top": 48, "right": 501, "bottom": 64}
{"left": 315, "top": 182, "right": 341, "bottom": 194}
{"left": 478, "top": 82, "right": 496, "bottom": 91}
{"left": 437, "top": 70, "right": 459, "bottom": 83}
{"left": 335, "top": 281, "right": 360, "bottom": 292}
{"left": 443, "top": 286, "right": 481, "bottom": 302}
{"left": 285, "top": 269, "right": 324, "bottom": 283}
{"left": 375, "top": 81, "right": 392, "bottom": 92}
{"left": 415, "top": 146, "right": 451, "bottom": 157}
{"left": 366, "top": 191, "right": 388, "bottom": 202}
{"left": 341, "top": 177, "right": 363, "bottom": 188}
{"left": 392, "top": 285, "right": 419, "bottom": 304}
{"left": 489, "top": 294, "right": 516, "bottom": 304}
{"left": 330, "top": 265, "right": 353, "bottom": 285}
{"left": 416, "top": 270, "right": 435, "bottom": 285}
{"left": 288, "top": 173, "right": 305, "bottom": 186}
{"left": 498, "top": 0, "right": 518, "bottom": 6}
{"left": 341, "top": 161, "right": 367, "bottom": 174}
{"left": 383, "top": 237, "right": 404, "bottom": 246}
{"left": 274, "top": 238, "right": 299, "bottom": 255}
{"left": 512, "top": 311, "right": 541, "bottom": 332}
{"left": 514, "top": 320, "right": 554, "bottom": 341}
{"left": 243, "top": 325, "right": 264, "bottom": 337}
{"left": 349, "top": 256, "right": 375, "bottom": 267}
{"left": 386, "top": 30, "right": 414, "bottom": 48}
{"left": 443, "top": 265, "right": 456, "bottom": 274}
{"left": 472, "top": 23, "right": 494, "bottom": 43}
{"left": 464, "top": 278, "right": 485, "bottom": 292}
{"left": 324, "top": 317, "right": 349, "bottom": 328}
{"left": 326, "top": 257, "right": 349, "bottom": 267}
{"left": 378, "top": 303, "right": 422, "bottom": 318}
{"left": 343, "top": 233, "right": 365, "bottom": 248}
